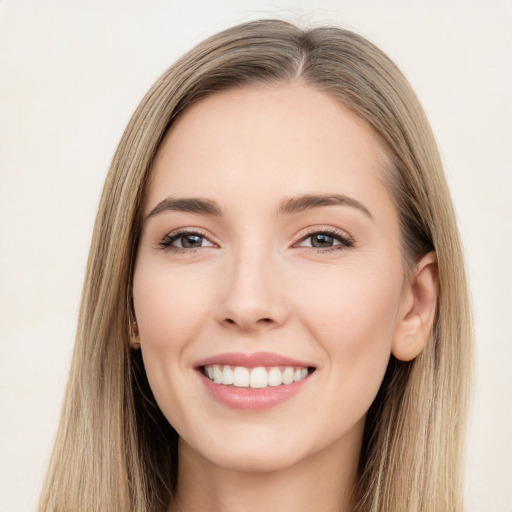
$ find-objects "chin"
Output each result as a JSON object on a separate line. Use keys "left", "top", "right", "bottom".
{"left": 208, "top": 448, "right": 305, "bottom": 474}
{"left": 181, "top": 433, "right": 312, "bottom": 474}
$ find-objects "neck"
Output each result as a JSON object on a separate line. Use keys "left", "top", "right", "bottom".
{"left": 169, "top": 420, "right": 363, "bottom": 512}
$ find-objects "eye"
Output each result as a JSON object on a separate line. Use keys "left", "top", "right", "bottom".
{"left": 160, "top": 230, "right": 215, "bottom": 252}
{"left": 296, "top": 229, "right": 354, "bottom": 252}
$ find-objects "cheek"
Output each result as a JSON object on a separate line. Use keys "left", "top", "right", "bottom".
{"left": 297, "top": 262, "right": 402, "bottom": 340}
{"left": 295, "top": 263, "right": 402, "bottom": 392}
{"left": 132, "top": 263, "right": 214, "bottom": 429}
{"left": 133, "top": 263, "right": 213, "bottom": 349}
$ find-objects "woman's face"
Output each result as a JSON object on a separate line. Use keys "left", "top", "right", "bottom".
{"left": 133, "top": 83, "right": 409, "bottom": 472}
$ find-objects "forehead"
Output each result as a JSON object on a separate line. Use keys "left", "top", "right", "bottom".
{"left": 144, "top": 83, "right": 392, "bottom": 217}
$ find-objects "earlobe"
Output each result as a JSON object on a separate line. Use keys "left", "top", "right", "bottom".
{"left": 391, "top": 251, "right": 438, "bottom": 362}
{"left": 129, "top": 316, "right": 141, "bottom": 350}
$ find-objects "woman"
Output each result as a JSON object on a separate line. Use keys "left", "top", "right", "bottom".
{"left": 38, "top": 19, "right": 472, "bottom": 512}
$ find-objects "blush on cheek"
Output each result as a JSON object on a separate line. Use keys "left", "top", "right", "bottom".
{"left": 300, "top": 272, "right": 399, "bottom": 374}
{"left": 134, "top": 268, "right": 208, "bottom": 344}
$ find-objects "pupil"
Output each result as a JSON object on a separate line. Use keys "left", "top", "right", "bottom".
{"left": 182, "top": 235, "right": 202, "bottom": 248}
{"left": 312, "top": 234, "right": 333, "bottom": 248}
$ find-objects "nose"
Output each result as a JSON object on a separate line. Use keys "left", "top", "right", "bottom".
{"left": 216, "top": 247, "right": 289, "bottom": 332}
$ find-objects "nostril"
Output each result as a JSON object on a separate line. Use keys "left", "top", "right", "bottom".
{"left": 223, "top": 317, "right": 274, "bottom": 327}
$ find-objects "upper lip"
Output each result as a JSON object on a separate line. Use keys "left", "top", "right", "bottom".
{"left": 194, "top": 351, "right": 315, "bottom": 369}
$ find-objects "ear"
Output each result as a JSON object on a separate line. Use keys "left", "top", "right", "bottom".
{"left": 392, "top": 251, "right": 438, "bottom": 362}
{"left": 129, "top": 315, "right": 141, "bottom": 350}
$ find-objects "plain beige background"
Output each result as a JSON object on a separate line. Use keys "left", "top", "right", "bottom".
{"left": 1, "top": 1, "right": 511, "bottom": 511}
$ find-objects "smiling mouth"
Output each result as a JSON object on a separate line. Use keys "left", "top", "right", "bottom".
{"left": 202, "top": 364, "right": 316, "bottom": 389}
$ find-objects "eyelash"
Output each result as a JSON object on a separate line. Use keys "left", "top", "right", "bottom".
{"left": 159, "top": 228, "right": 213, "bottom": 253}
{"left": 295, "top": 228, "right": 355, "bottom": 253}
{"left": 159, "top": 228, "right": 355, "bottom": 254}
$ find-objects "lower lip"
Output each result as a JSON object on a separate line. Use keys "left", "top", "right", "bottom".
{"left": 198, "top": 371, "right": 312, "bottom": 410}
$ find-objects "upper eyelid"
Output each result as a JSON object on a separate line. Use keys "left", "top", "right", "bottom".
{"left": 298, "top": 232, "right": 345, "bottom": 243}
{"left": 163, "top": 227, "right": 212, "bottom": 239}
{"left": 299, "top": 228, "right": 346, "bottom": 237}
{"left": 159, "top": 228, "right": 218, "bottom": 250}
{"left": 295, "top": 226, "right": 354, "bottom": 241}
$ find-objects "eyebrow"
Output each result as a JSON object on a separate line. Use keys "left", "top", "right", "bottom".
{"left": 146, "top": 193, "right": 372, "bottom": 219}
{"left": 278, "top": 193, "right": 372, "bottom": 218}
{"left": 147, "top": 197, "right": 223, "bottom": 218}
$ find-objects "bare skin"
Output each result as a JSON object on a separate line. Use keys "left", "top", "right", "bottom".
{"left": 172, "top": 426, "right": 361, "bottom": 512}
{"left": 133, "top": 83, "right": 437, "bottom": 512}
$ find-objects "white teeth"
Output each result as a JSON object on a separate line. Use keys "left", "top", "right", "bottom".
{"left": 268, "top": 367, "right": 282, "bottom": 386}
{"left": 249, "top": 367, "right": 268, "bottom": 388}
{"left": 282, "top": 367, "right": 294, "bottom": 385}
{"left": 213, "top": 365, "right": 222, "bottom": 384}
{"left": 222, "top": 365, "right": 234, "bottom": 385}
{"left": 233, "top": 366, "right": 250, "bottom": 387}
{"left": 204, "top": 364, "right": 312, "bottom": 388}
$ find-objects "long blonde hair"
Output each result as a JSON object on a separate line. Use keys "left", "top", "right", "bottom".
{"left": 39, "top": 19, "right": 472, "bottom": 512}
